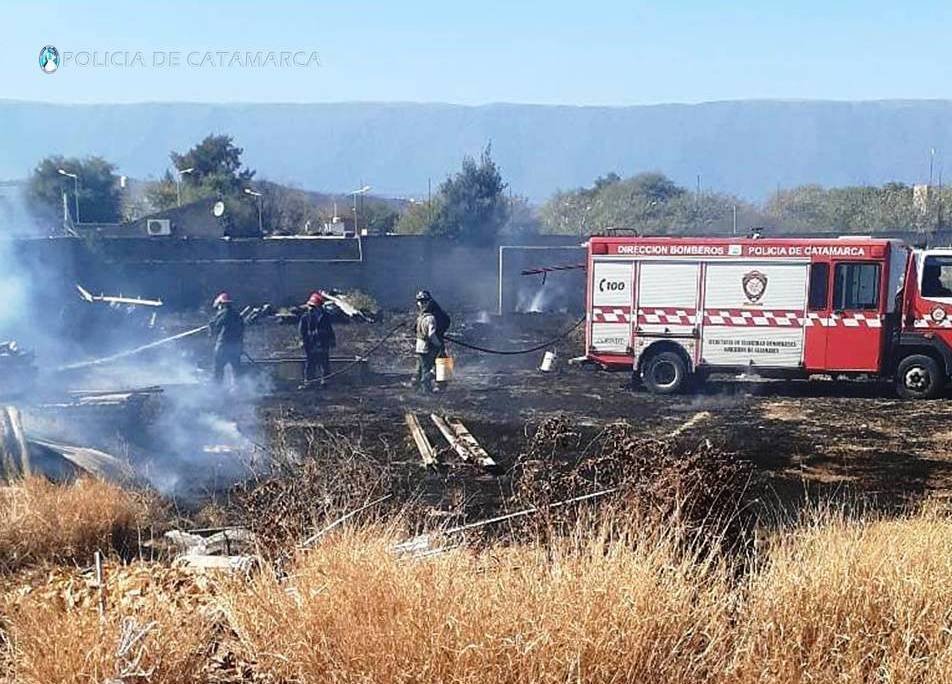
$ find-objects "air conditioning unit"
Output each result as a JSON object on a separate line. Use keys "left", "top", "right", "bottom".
{"left": 146, "top": 219, "right": 171, "bottom": 237}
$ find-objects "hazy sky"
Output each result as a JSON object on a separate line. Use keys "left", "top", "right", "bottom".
{"left": 6, "top": 1, "right": 952, "bottom": 105}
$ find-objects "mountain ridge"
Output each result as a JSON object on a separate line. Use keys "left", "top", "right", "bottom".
{"left": 2, "top": 99, "right": 950, "bottom": 200}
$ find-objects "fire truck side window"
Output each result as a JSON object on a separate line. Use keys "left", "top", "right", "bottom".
{"left": 808, "top": 263, "right": 829, "bottom": 310}
{"left": 833, "top": 262, "right": 880, "bottom": 311}
{"left": 921, "top": 256, "right": 952, "bottom": 298}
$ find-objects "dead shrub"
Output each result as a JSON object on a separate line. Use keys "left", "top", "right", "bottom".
{"left": 0, "top": 477, "right": 149, "bottom": 572}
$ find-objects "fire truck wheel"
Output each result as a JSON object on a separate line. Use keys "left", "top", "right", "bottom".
{"left": 642, "top": 350, "right": 689, "bottom": 395}
{"left": 896, "top": 355, "right": 944, "bottom": 400}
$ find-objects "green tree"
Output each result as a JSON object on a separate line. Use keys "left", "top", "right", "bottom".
{"left": 501, "top": 195, "right": 541, "bottom": 237}
{"left": 143, "top": 170, "right": 180, "bottom": 212}
{"left": 145, "top": 134, "right": 256, "bottom": 212}
{"left": 394, "top": 197, "right": 442, "bottom": 235}
{"left": 430, "top": 145, "right": 509, "bottom": 245}
{"left": 171, "top": 133, "right": 255, "bottom": 196}
{"left": 27, "top": 155, "right": 122, "bottom": 224}
{"left": 540, "top": 171, "right": 757, "bottom": 236}
{"left": 359, "top": 200, "right": 401, "bottom": 234}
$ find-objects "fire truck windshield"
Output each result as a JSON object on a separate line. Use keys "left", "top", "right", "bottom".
{"left": 922, "top": 256, "right": 952, "bottom": 298}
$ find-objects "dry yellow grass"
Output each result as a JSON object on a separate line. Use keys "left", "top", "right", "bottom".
{"left": 0, "top": 477, "right": 147, "bottom": 571}
{"left": 3, "top": 598, "right": 211, "bottom": 684}
{"left": 728, "top": 509, "right": 952, "bottom": 683}
{"left": 224, "top": 523, "right": 733, "bottom": 683}
{"left": 2, "top": 498, "right": 952, "bottom": 683}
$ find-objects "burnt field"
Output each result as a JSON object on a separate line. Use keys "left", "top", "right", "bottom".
{"left": 13, "top": 308, "right": 952, "bottom": 525}
{"left": 7, "top": 310, "right": 952, "bottom": 683}
{"left": 245, "top": 311, "right": 952, "bottom": 522}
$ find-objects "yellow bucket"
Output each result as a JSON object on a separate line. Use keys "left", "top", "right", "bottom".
{"left": 435, "top": 356, "right": 454, "bottom": 382}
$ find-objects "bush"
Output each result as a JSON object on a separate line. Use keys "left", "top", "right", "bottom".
{"left": 0, "top": 477, "right": 148, "bottom": 571}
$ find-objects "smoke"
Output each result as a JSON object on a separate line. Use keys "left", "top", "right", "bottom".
{"left": 0, "top": 241, "right": 29, "bottom": 336}
{"left": 68, "top": 341, "right": 273, "bottom": 501}
{"left": 1, "top": 196, "right": 272, "bottom": 500}
{"left": 516, "top": 280, "right": 570, "bottom": 314}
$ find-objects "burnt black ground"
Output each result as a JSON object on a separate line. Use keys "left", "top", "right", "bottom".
{"left": 21, "top": 310, "right": 952, "bottom": 514}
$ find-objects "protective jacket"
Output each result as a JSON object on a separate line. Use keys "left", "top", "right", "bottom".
{"left": 415, "top": 300, "right": 449, "bottom": 354}
{"left": 209, "top": 305, "right": 245, "bottom": 349}
{"left": 299, "top": 305, "right": 336, "bottom": 352}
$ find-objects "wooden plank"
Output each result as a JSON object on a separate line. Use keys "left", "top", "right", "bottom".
{"left": 5, "top": 407, "right": 30, "bottom": 476}
{"left": 429, "top": 414, "right": 472, "bottom": 462}
{"left": 0, "top": 410, "right": 17, "bottom": 481}
{"left": 405, "top": 414, "right": 438, "bottom": 466}
{"left": 0, "top": 407, "right": 30, "bottom": 479}
{"left": 446, "top": 418, "right": 496, "bottom": 468}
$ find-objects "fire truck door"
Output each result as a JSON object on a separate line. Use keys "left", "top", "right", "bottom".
{"left": 824, "top": 261, "right": 884, "bottom": 371}
{"left": 590, "top": 260, "right": 634, "bottom": 354}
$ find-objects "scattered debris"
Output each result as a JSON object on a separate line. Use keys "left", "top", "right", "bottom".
{"left": 240, "top": 303, "right": 274, "bottom": 325}
{"left": 393, "top": 489, "right": 615, "bottom": 558}
{"left": 446, "top": 418, "right": 496, "bottom": 468}
{"left": 76, "top": 283, "right": 163, "bottom": 307}
{"left": 299, "top": 493, "right": 393, "bottom": 548}
{"left": 165, "top": 527, "right": 257, "bottom": 556}
{"left": 430, "top": 414, "right": 496, "bottom": 468}
{"left": 27, "top": 437, "right": 137, "bottom": 484}
{"left": 0, "top": 341, "right": 37, "bottom": 398}
{"left": 320, "top": 290, "right": 374, "bottom": 322}
{"left": 173, "top": 553, "right": 259, "bottom": 575}
{"left": 666, "top": 410, "right": 713, "bottom": 438}
{"left": 405, "top": 413, "right": 438, "bottom": 465}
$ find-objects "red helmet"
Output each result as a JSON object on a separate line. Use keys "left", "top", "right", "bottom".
{"left": 306, "top": 291, "right": 324, "bottom": 307}
{"left": 213, "top": 291, "right": 232, "bottom": 307}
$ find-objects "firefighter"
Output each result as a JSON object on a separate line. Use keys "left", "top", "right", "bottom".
{"left": 208, "top": 291, "right": 245, "bottom": 384}
{"left": 299, "top": 291, "right": 336, "bottom": 387}
{"left": 413, "top": 289, "right": 450, "bottom": 392}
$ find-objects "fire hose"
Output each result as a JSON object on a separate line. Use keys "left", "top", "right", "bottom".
{"left": 54, "top": 313, "right": 582, "bottom": 377}
{"left": 244, "top": 320, "right": 408, "bottom": 384}
{"left": 444, "top": 315, "right": 585, "bottom": 356}
{"left": 54, "top": 325, "right": 208, "bottom": 372}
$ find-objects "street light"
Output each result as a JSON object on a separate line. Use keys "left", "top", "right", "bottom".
{"left": 244, "top": 187, "right": 263, "bottom": 234}
{"left": 57, "top": 168, "right": 80, "bottom": 224}
{"left": 173, "top": 167, "right": 194, "bottom": 207}
{"left": 349, "top": 185, "right": 371, "bottom": 235}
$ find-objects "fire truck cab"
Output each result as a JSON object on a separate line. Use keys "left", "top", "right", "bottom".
{"left": 585, "top": 235, "right": 952, "bottom": 399}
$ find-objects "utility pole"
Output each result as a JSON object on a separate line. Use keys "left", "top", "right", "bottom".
{"left": 930, "top": 148, "right": 936, "bottom": 186}
{"left": 696, "top": 174, "right": 701, "bottom": 210}
{"left": 244, "top": 187, "right": 263, "bottom": 234}
{"left": 732, "top": 205, "right": 737, "bottom": 235}
{"left": 174, "top": 167, "right": 194, "bottom": 207}
{"left": 349, "top": 185, "right": 371, "bottom": 235}
{"left": 57, "top": 168, "right": 80, "bottom": 224}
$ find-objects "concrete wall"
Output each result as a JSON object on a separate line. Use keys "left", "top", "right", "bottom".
{"left": 7, "top": 234, "right": 586, "bottom": 313}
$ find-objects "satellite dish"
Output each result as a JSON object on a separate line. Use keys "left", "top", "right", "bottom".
{"left": 212, "top": 201, "right": 225, "bottom": 217}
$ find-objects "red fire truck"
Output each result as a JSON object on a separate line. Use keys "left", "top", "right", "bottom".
{"left": 585, "top": 235, "right": 952, "bottom": 399}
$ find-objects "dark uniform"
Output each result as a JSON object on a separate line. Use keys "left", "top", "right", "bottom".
{"left": 209, "top": 303, "right": 245, "bottom": 383}
{"left": 414, "top": 291, "right": 449, "bottom": 391}
{"left": 299, "top": 303, "right": 336, "bottom": 383}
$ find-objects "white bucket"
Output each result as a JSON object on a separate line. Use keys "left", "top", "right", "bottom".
{"left": 540, "top": 350, "right": 557, "bottom": 372}
{"left": 435, "top": 356, "right": 454, "bottom": 382}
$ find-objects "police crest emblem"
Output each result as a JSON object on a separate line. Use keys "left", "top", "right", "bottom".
{"left": 742, "top": 270, "right": 768, "bottom": 303}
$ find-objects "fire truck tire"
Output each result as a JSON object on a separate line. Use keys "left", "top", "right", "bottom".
{"left": 642, "top": 350, "right": 689, "bottom": 395}
{"left": 895, "top": 355, "right": 944, "bottom": 400}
